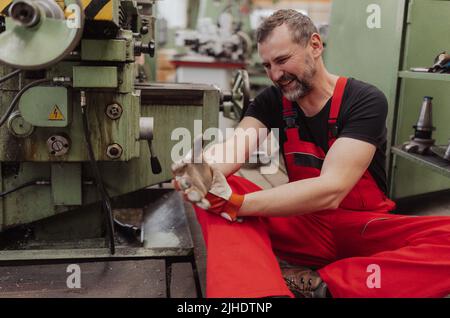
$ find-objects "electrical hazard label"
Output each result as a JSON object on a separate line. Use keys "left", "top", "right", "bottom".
{"left": 49, "top": 105, "right": 65, "bottom": 120}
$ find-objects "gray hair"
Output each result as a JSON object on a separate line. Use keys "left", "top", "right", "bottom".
{"left": 256, "top": 9, "right": 318, "bottom": 46}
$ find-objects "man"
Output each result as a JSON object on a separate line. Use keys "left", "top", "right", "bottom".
{"left": 172, "top": 9, "right": 450, "bottom": 298}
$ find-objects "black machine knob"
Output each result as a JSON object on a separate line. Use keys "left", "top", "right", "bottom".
{"left": 140, "top": 25, "right": 149, "bottom": 35}
{"left": 221, "top": 91, "right": 233, "bottom": 103}
{"left": 134, "top": 40, "right": 156, "bottom": 57}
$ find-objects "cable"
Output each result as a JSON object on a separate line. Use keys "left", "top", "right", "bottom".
{"left": 0, "top": 69, "right": 21, "bottom": 85}
{"left": 0, "top": 78, "right": 52, "bottom": 128}
{"left": 80, "top": 91, "right": 116, "bottom": 255}
{"left": 0, "top": 180, "right": 50, "bottom": 198}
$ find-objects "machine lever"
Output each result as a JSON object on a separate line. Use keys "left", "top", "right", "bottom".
{"left": 140, "top": 117, "right": 161, "bottom": 174}
{"left": 148, "top": 139, "right": 162, "bottom": 174}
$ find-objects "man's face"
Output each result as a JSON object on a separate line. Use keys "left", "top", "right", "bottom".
{"left": 258, "top": 24, "right": 317, "bottom": 101}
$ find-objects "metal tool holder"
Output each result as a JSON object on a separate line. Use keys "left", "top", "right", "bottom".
{"left": 324, "top": 0, "right": 450, "bottom": 199}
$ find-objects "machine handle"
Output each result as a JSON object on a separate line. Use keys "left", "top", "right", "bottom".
{"left": 148, "top": 140, "right": 162, "bottom": 174}
{"left": 140, "top": 117, "right": 161, "bottom": 174}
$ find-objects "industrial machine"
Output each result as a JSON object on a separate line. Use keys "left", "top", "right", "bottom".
{"left": 0, "top": 0, "right": 220, "bottom": 271}
{"left": 173, "top": 0, "right": 253, "bottom": 63}
{"left": 175, "top": 9, "right": 252, "bottom": 62}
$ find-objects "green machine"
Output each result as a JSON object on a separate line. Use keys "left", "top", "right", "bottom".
{"left": 324, "top": 0, "right": 450, "bottom": 200}
{"left": 190, "top": 0, "right": 252, "bottom": 32}
{"left": 0, "top": 0, "right": 220, "bottom": 264}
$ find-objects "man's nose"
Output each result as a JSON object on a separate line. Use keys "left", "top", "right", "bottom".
{"left": 270, "top": 66, "right": 284, "bottom": 83}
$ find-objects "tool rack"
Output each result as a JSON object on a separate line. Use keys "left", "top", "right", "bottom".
{"left": 324, "top": 0, "right": 450, "bottom": 199}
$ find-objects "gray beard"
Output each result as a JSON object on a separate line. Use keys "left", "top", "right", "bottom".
{"left": 281, "top": 79, "right": 312, "bottom": 101}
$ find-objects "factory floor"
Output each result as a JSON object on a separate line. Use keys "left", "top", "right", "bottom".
{"left": 0, "top": 166, "right": 449, "bottom": 298}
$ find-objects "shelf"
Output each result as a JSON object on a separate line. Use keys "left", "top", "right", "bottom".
{"left": 398, "top": 71, "right": 450, "bottom": 82}
{"left": 391, "top": 145, "right": 450, "bottom": 178}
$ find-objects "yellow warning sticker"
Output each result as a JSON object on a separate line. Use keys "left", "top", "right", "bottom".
{"left": 49, "top": 105, "right": 65, "bottom": 120}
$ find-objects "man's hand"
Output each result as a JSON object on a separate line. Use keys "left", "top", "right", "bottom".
{"left": 204, "top": 167, "right": 244, "bottom": 221}
{"left": 171, "top": 157, "right": 213, "bottom": 209}
{"left": 171, "top": 159, "right": 244, "bottom": 222}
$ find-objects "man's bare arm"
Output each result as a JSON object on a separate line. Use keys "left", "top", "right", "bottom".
{"left": 238, "top": 137, "right": 376, "bottom": 217}
{"left": 206, "top": 116, "right": 268, "bottom": 177}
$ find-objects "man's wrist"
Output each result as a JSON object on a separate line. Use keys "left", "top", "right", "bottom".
{"left": 221, "top": 193, "right": 245, "bottom": 221}
{"left": 237, "top": 192, "right": 256, "bottom": 217}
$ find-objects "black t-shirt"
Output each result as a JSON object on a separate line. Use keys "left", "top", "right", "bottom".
{"left": 244, "top": 78, "right": 388, "bottom": 194}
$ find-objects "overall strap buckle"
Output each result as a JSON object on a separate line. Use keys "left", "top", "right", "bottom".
{"left": 328, "top": 120, "right": 339, "bottom": 139}
{"left": 282, "top": 97, "right": 298, "bottom": 129}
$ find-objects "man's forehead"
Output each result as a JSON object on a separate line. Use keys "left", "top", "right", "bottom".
{"left": 258, "top": 44, "right": 291, "bottom": 62}
{"left": 264, "top": 23, "right": 292, "bottom": 44}
{"left": 258, "top": 28, "right": 300, "bottom": 61}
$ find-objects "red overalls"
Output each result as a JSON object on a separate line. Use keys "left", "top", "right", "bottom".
{"left": 281, "top": 77, "right": 395, "bottom": 212}
{"left": 194, "top": 77, "right": 450, "bottom": 298}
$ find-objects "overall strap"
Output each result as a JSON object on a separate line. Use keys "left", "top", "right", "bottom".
{"left": 281, "top": 77, "right": 348, "bottom": 136}
{"left": 282, "top": 97, "right": 297, "bottom": 128}
{"left": 328, "top": 77, "right": 348, "bottom": 140}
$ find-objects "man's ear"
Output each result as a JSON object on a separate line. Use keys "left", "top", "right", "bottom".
{"left": 309, "top": 33, "right": 323, "bottom": 58}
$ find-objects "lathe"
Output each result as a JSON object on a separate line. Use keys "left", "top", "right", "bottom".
{"left": 0, "top": 0, "right": 221, "bottom": 273}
